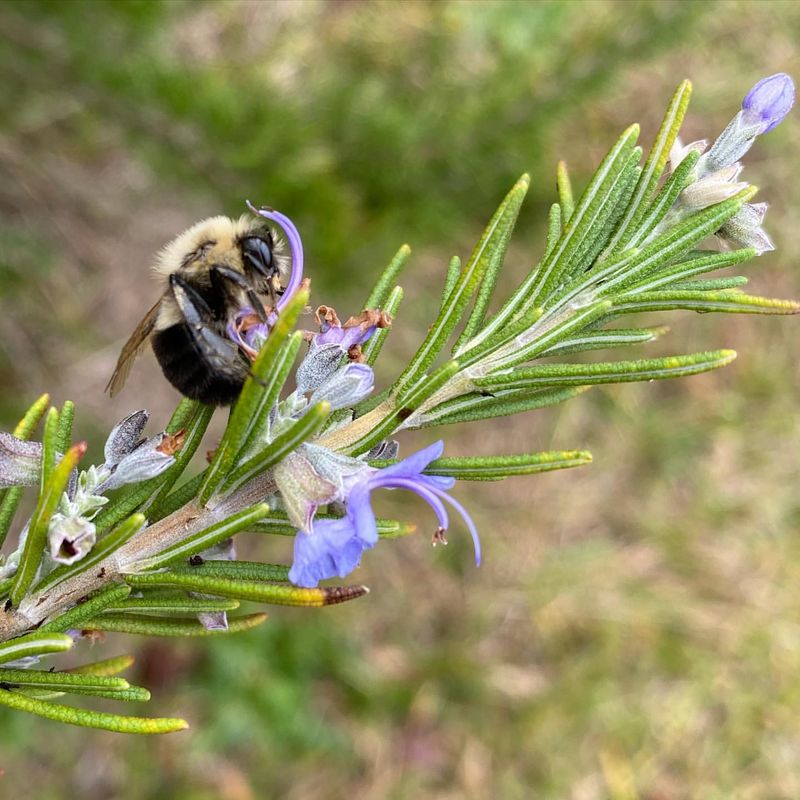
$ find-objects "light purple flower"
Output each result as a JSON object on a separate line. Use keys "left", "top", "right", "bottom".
{"left": 227, "top": 204, "right": 305, "bottom": 357}
{"left": 289, "top": 441, "right": 481, "bottom": 588}
{"left": 247, "top": 205, "right": 305, "bottom": 313}
{"left": 296, "top": 307, "right": 391, "bottom": 394}
{"left": 742, "top": 73, "right": 795, "bottom": 134}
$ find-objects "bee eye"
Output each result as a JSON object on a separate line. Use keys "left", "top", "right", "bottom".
{"left": 241, "top": 236, "right": 275, "bottom": 277}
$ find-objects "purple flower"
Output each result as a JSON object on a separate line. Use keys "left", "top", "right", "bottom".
{"left": 296, "top": 307, "right": 391, "bottom": 394}
{"left": 289, "top": 441, "right": 481, "bottom": 588}
{"left": 742, "top": 73, "right": 795, "bottom": 133}
{"left": 228, "top": 204, "right": 305, "bottom": 357}
{"left": 246, "top": 203, "right": 305, "bottom": 313}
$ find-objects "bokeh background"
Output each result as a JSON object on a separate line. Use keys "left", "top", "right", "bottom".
{"left": 0, "top": 1, "right": 798, "bottom": 797}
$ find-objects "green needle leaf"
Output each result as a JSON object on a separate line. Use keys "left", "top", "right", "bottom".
{"left": 0, "top": 393, "right": 51, "bottom": 549}
{"left": 395, "top": 174, "right": 530, "bottom": 391}
{"left": 0, "top": 631, "right": 73, "bottom": 665}
{"left": 475, "top": 350, "right": 737, "bottom": 390}
{"left": 439, "top": 256, "right": 461, "bottom": 312}
{"left": 11, "top": 440, "right": 86, "bottom": 606}
{"left": 68, "top": 655, "right": 136, "bottom": 677}
{"left": 169, "top": 560, "right": 290, "bottom": 582}
{"left": 606, "top": 79, "right": 692, "bottom": 254}
{"left": 363, "top": 285, "right": 404, "bottom": 366}
{"left": 557, "top": 161, "right": 575, "bottom": 223}
{"left": 40, "top": 584, "right": 132, "bottom": 633}
{"left": 54, "top": 400, "right": 75, "bottom": 455}
{"left": 455, "top": 173, "right": 531, "bottom": 347}
{"left": 107, "top": 596, "right": 240, "bottom": 615}
{"left": 0, "top": 689, "right": 188, "bottom": 734}
{"left": 201, "top": 289, "right": 308, "bottom": 503}
{"left": 131, "top": 503, "right": 271, "bottom": 571}
{"left": 612, "top": 290, "right": 800, "bottom": 316}
{"left": 541, "top": 326, "right": 668, "bottom": 357}
{"left": 364, "top": 244, "right": 411, "bottom": 308}
{"left": 0, "top": 667, "right": 130, "bottom": 692}
{"left": 416, "top": 386, "right": 589, "bottom": 428}
{"left": 219, "top": 402, "right": 331, "bottom": 497}
{"left": 81, "top": 612, "right": 268, "bottom": 637}
{"left": 124, "top": 571, "right": 369, "bottom": 607}
{"left": 544, "top": 203, "right": 562, "bottom": 259}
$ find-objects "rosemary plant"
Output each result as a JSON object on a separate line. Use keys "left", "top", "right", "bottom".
{"left": 0, "top": 74, "right": 794, "bottom": 734}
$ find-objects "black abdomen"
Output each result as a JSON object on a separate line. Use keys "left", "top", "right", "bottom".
{"left": 152, "top": 323, "right": 247, "bottom": 406}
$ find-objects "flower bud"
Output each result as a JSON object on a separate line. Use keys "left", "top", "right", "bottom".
{"left": 0, "top": 433, "right": 42, "bottom": 488}
{"left": 742, "top": 73, "right": 795, "bottom": 134}
{"left": 310, "top": 363, "right": 375, "bottom": 410}
{"left": 717, "top": 202, "right": 774, "bottom": 255}
{"left": 680, "top": 165, "right": 748, "bottom": 211}
{"left": 98, "top": 432, "right": 176, "bottom": 492}
{"left": 104, "top": 410, "right": 149, "bottom": 466}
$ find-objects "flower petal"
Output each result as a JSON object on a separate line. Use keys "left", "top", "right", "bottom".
{"left": 289, "top": 517, "right": 365, "bottom": 588}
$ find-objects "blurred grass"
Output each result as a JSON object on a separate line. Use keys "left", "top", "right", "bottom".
{"left": 0, "top": 0, "right": 798, "bottom": 797}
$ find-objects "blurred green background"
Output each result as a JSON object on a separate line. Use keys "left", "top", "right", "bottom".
{"left": 0, "top": 0, "right": 798, "bottom": 797}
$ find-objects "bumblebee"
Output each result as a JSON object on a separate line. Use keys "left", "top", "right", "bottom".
{"left": 106, "top": 215, "right": 290, "bottom": 406}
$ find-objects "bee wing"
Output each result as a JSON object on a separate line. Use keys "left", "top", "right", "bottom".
{"left": 105, "top": 299, "right": 162, "bottom": 396}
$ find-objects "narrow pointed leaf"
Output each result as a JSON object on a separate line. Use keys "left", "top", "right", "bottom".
{"left": 672, "top": 276, "right": 749, "bottom": 291}
{"left": 168, "top": 560, "right": 290, "bottom": 582}
{"left": 146, "top": 402, "right": 214, "bottom": 510}
{"left": 396, "top": 174, "right": 530, "bottom": 389}
{"left": 11, "top": 441, "right": 86, "bottom": 605}
{"left": 0, "top": 393, "right": 51, "bottom": 549}
{"left": 422, "top": 451, "right": 593, "bottom": 480}
{"left": 131, "top": 503, "right": 271, "bottom": 571}
{"left": 0, "top": 631, "right": 73, "bottom": 665}
{"left": 626, "top": 150, "right": 700, "bottom": 250}
{"left": 55, "top": 400, "right": 75, "bottom": 455}
{"left": 202, "top": 289, "right": 308, "bottom": 502}
{"left": 541, "top": 326, "right": 668, "bottom": 357}
{"left": 439, "top": 256, "right": 461, "bottom": 311}
{"left": 81, "top": 612, "right": 267, "bottom": 637}
{"left": 478, "top": 126, "right": 638, "bottom": 342}
{"left": 414, "top": 386, "right": 588, "bottom": 427}
{"left": 620, "top": 248, "right": 755, "bottom": 294}
{"left": 557, "top": 161, "right": 575, "bottom": 222}
{"left": 0, "top": 667, "right": 129, "bottom": 692}
{"left": 40, "top": 584, "right": 132, "bottom": 632}
{"left": 612, "top": 290, "right": 800, "bottom": 316}
{"left": 455, "top": 173, "right": 530, "bottom": 347}
{"left": 107, "top": 596, "right": 240, "bottom": 615}
{"left": 68, "top": 655, "right": 136, "bottom": 677}
{"left": 476, "top": 350, "right": 736, "bottom": 391}
{"left": 363, "top": 285, "right": 403, "bottom": 366}
{"left": 365, "top": 244, "right": 411, "bottom": 308}
{"left": 124, "top": 572, "right": 369, "bottom": 607}
{"left": 607, "top": 79, "right": 692, "bottom": 253}
{"left": 0, "top": 689, "right": 187, "bottom": 734}
{"left": 544, "top": 203, "right": 562, "bottom": 259}
{"left": 219, "top": 402, "right": 331, "bottom": 497}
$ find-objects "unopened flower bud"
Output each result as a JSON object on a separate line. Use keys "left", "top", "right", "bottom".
{"left": 717, "top": 202, "right": 774, "bottom": 255}
{"left": 742, "top": 73, "right": 795, "bottom": 134}
{"left": 310, "top": 363, "right": 375, "bottom": 410}
{"left": 98, "top": 432, "right": 176, "bottom": 492}
{"left": 0, "top": 433, "right": 42, "bottom": 488}
{"left": 104, "top": 410, "right": 149, "bottom": 466}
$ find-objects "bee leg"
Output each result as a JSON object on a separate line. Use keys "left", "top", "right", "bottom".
{"left": 169, "top": 274, "right": 247, "bottom": 373}
{"left": 169, "top": 273, "right": 215, "bottom": 324}
{"left": 210, "top": 266, "right": 269, "bottom": 322}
